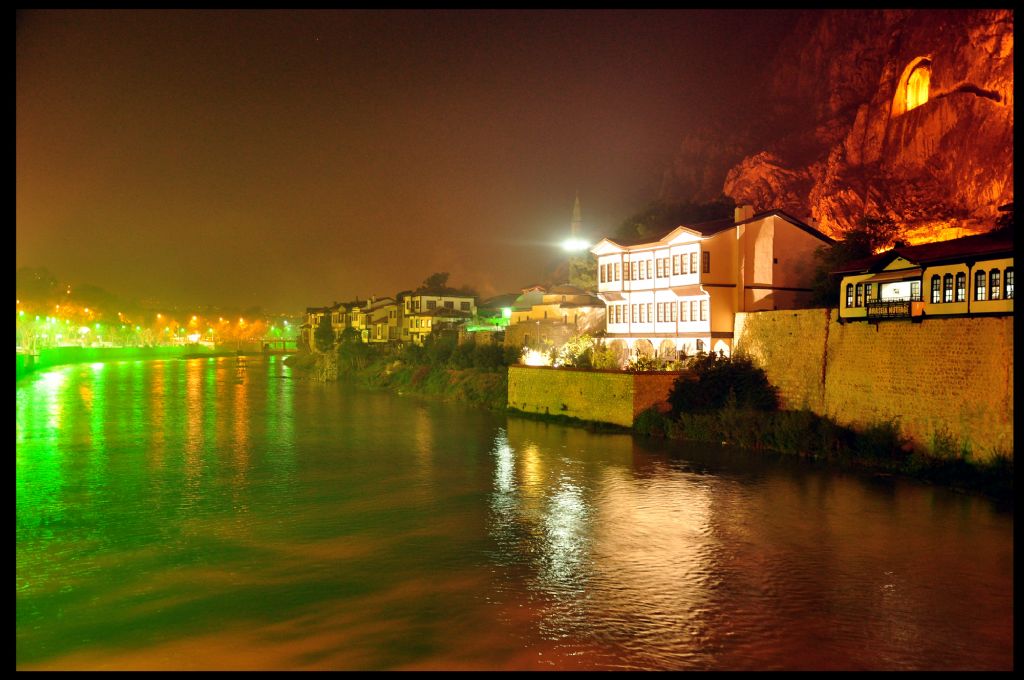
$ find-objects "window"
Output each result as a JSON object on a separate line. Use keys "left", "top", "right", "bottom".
{"left": 931, "top": 275, "right": 941, "bottom": 304}
{"left": 670, "top": 302, "right": 677, "bottom": 322}
{"left": 631, "top": 305, "right": 637, "bottom": 323}
{"left": 647, "top": 303, "right": 653, "bottom": 322}
{"left": 1005, "top": 267, "right": 1014, "bottom": 299}
{"left": 943, "top": 274, "right": 953, "bottom": 303}
{"left": 690, "top": 300, "right": 698, "bottom": 322}
{"left": 856, "top": 283, "right": 863, "bottom": 307}
{"left": 700, "top": 299, "right": 708, "bottom": 321}
{"left": 680, "top": 301, "right": 688, "bottom": 322}
{"left": 614, "top": 262, "right": 620, "bottom": 281}
{"left": 444, "top": 300, "right": 454, "bottom": 309}
{"left": 905, "top": 61, "right": 930, "bottom": 112}
{"left": 990, "top": 270, "right": 1001, "bottom": 300}
{"left": 682, "top": 255, "right": 689, "bottom": 275}
{"left": 646, "top": 261, "right": 653, "bottom": 279}
{"left": 865, "top": 283, "right": 873, "bottom": 302}
{"left": 955, "top": 273, "right": 966, "bottom": 302}
{"left": 673, "top": 255, "right": 681, "bottom": 275}
{"left": 599, "top": 265, "right": 606, "bottom": 283}
{"left": 656, "top": 259, "right": 663, "bottom": 278}
{"left": 911, "top": 281, "right": 921, "bottom": 301}
{"left": 975, "top": 270, "right": 987, "bottom": 301}
{"left": 696, "top": 339, "right": 704, "bottom": 353}
{"left": 460, "top": 301, "right": 470, "bottom": 311}
{"left": 846, "top": 283, "right": 854, "bottom": 308}
{"left": 702, "top": 252, "right": 710, "bottom": 274}
{"left": 631, "top": 262, "right": 637, "bottom": 281}
{"left": 690, "top": 253, "right": 698, "bottom": 274}
{"left": 664, "top": 257, "right": 671, "bottom": 275}
{"left": 656, "top": 303, "right": 663, "bottom": 322}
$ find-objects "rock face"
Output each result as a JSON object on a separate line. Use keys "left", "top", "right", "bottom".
{"left": 664, "top": 10, "right": 1014, "bottom": 242}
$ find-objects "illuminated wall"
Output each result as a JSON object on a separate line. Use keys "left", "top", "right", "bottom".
{"left": 734, "top": 309, "right": 1013, "bottom": 459}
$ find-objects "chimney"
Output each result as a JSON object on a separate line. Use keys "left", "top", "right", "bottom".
{"left": 734, "top": 204, "right": 755, "bottom": 223}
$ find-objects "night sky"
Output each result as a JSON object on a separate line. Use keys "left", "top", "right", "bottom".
{"left": 17, "top": 10, "right": 802, "bottom": 312}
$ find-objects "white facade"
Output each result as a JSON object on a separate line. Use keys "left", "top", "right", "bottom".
{"left": 591, "top": 208, "right": 834, "bottom": 361}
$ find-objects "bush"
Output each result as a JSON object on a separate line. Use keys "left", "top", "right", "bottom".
{"left": 668, "top": 352, "right": 778, "bottom": 416}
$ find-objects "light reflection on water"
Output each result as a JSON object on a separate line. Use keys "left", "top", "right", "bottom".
{"left": 16, "top": 358, "right": 1013, "bottom": 670}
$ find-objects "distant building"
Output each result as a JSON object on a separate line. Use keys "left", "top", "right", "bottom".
{"left": 399, "top": 289, "right": 477, "bottom": 345}
{"left": 832, "top": 226, "right": 1013, "bottom": 322}
{"left": 590, "top": 206, "right": 834, "bottom": 360}
{"left": 504, "top": 284, "right": 604, "bottom": 351}
{"left": 363, "top": 296, "right": 400, "bottom": 343}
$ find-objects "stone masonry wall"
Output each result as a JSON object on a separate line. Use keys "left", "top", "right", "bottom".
{"left": 735, "top": 309, "right": 1013, "bottom": 460}
{"left": 507, "top": 366, "right": 682, "bottom": 428}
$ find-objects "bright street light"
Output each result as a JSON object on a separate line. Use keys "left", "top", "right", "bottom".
{"left": 561, "top": 237, "right": 590, "bottom": 252}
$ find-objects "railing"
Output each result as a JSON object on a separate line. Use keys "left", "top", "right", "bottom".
{"left": 865, "top": 295, "right": 921, "bottom": 319}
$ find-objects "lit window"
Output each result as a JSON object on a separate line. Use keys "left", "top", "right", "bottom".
{"left": 656, "top": 303, "right": 663, "bottom": 322}
{"left": 682, "top": 255, "right": 689, "bottom": 275}
{"left": 1005, "top": 267, "right": 1013, "bottom": 299}
{"left": 700, "top": 300, "right": 708, "bottom": 321}
{"left": 943, "top": 274, "right": 953, "bottom": 303}
{"left": 696, "top": 339, "right": 704, "bottom": 353}
{"left": 702, "top": 252, "right": 710, "bottom": 274}
{"left": 906, "top": 62, "right": 930, "bottom": 112}
{"left": 865, "top": 283, "right": 873, "bottom": 302}
{"left": 690, "top": 253, "right": 698, "bottom": 274}
{"left": 691, "top": 301, "right": 698, "bottom": 322}
{"left": 931, "top": 275, "right": 941, "bottom": 304}
{"left": 614, "top": 263, "right": 620, "bottom": 281}
{"left": 911, "top": 280, "right": 921, "bottom": 301}
{"left": 955, "top": 273, "right": 966, "bottom": 302}
{"left": 646, "top": 261, "right": 652, "bottom": 279}
{"left": 975, "top": 270, "right": 987, "bottom": 301}
{"left": 670, "top": 302, "right": 677, "bottom": 322}
{"left": 647, "top": 303, "right": 653, "bottom": 322}
{"left": 680, "top": 302, "right": 688, "bottom": 322}
{"left": 600, "top": 265, "right": 606, "bottom": 283}
{"left": 656, "top": 259, "right": 663, "bottom": 278}
{"left": 846, "top": 283, "right": 854, "bottom": 308}
{"left": 990, "top": 270, "right": 1001, "bottom": 300}
{"left": 856, "top": 283, "right": 863, "bottom": 307}
{"left": 673, "top": 255, "right": 681, "bottom": 275}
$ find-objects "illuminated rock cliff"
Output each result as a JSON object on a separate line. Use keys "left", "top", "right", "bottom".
{"left": 663, "top": 9, "right": 1014, "bottom": 242}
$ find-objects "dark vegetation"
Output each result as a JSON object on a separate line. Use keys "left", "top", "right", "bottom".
{"left": 634, "top": 352, "right": 1012, "bottom": 501}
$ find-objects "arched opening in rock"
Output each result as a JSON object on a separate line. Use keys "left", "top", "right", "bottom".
{"left": 893, "top": 57, "right": 932, "bottom": 116}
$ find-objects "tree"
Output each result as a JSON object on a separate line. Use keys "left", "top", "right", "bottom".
{"left": 615, "top": 196, "right": 733, "bottom": 242}
{"left": 313, "top": 314, "right": 334, "bottom": 353}
{"left": 807, "top": 214, "right": 899, "bottom": 307}
{"left": 568, "top": 254, "right": 597, "bottom": 290}
{"left": 421, "top": 272, "right": 450, "bottom": 290}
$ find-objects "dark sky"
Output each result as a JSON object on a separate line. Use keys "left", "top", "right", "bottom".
{"left": 17, "top": 9, "right": 801, "bottom": 312}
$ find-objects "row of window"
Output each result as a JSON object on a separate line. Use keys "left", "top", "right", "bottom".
{"left": 599, "top": 252, "right": 710, "bottom": 283}
{"left": 607, "top": 299, "right": 709, "bottom": 324}
{"left": 405, "top": 299, "right": 473, "bottom": 312}
{"left": 845, "top": 267, "right": 1014, "bottom": 308}
{"left": 928, "top": 268, "right": 1014, "bottom": 303}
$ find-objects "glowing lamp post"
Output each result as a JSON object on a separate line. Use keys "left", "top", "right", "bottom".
{"left": 561, "top": 237, "right": 590, "bottom": 253}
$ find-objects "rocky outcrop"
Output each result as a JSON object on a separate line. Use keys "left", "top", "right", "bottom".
{"left": 665, "top": 10, "right": 1014, "bottom": 242}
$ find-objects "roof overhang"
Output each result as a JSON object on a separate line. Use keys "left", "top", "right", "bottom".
{"left": 862, "top": 268, "right": 923, "bottom": 284}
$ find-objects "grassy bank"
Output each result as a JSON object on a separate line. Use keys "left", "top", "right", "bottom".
{"left": 284, "top": 346, "right": 510, "bottom": 411}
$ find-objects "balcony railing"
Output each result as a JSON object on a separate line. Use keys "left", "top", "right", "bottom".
{"left": 865, "top": 295, "right": 921, "bottom": 319}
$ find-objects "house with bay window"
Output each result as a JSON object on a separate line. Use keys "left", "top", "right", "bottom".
{"left": 399, "top": 289, "right": 477, "bottom": 345}
{"left": 833, "top": 227, "right": 1013, "bottom": 321}
{"left": 591, "top": 205, "right": 835, "bottom": 360}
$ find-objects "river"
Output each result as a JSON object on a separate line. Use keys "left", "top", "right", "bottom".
{"left": 15, "top": 356, "right": 1013, "bottom": 670}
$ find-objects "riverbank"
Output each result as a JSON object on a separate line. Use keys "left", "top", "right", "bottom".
{"left": 284, "top": 350, "right": 509, "bottom": 411}
{"left": 631, "top": 405, "right": 1013, "bottom": 503}
{"left": 286, "top": 350, "right": 1012, "bottom": 502}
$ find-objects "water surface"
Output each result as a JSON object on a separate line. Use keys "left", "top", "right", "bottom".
{"left": 16, "top": 357, "right": 1013, "bottom": 670}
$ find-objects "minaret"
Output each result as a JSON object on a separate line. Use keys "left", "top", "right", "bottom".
{"left": 571, "top": 192, "right": 582, "bottom": 237}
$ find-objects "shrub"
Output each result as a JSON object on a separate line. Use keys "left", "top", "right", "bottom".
{"left": 668, "top": 352, "right": 778, "bottom": 416}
